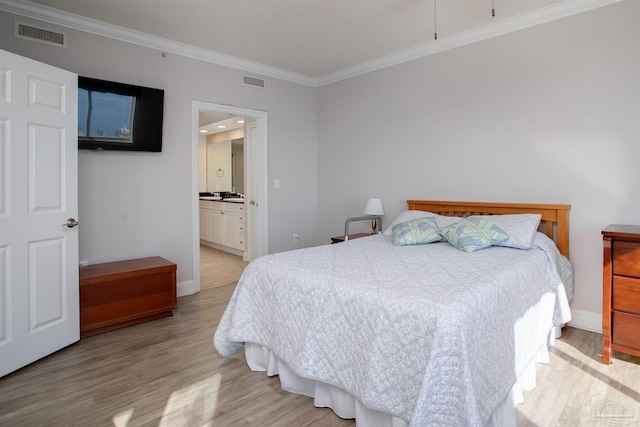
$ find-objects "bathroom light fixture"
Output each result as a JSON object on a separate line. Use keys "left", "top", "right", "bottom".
{"left": 363, "top": 198, "right": 385, "bottom": 234}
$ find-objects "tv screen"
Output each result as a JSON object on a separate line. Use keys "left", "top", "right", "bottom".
{"left": 78, "top": 77, "right": 164, "bottom": 152}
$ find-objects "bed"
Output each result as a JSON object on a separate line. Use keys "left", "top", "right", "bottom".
{"left": 214, "top": 200, "right": 572, "bottom": 426}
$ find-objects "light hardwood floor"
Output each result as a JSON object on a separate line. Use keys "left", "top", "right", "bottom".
{"left": 200, "top": 245, "right": 248, "bottom": 289}
{"left": 1, "top": 283, "right": 639, "bottom": 426}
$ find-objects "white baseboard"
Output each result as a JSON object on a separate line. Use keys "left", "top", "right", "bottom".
{"left": 177, "top": 280, "right": 196, "bottom": 297}
{"left": 568, "top": 308, "right": 602, "bottom": 334}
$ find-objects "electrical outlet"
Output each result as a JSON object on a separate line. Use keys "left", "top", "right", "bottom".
{"left": 79, "top": 260, "right": 89, "bottom": 267}
{"left": 293, "top": 233, "right": 301, "bottom": 242}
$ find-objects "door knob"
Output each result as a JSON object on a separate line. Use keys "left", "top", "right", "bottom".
{"left": 63, "top": 218, "right": 79, "bottom": 228}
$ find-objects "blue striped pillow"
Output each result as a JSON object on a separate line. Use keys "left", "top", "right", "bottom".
{"left": 392, "top": 216, "right": 443, "bottom": 246}
{"left": 440, "top": 217, "right": 508, "bottom": 252}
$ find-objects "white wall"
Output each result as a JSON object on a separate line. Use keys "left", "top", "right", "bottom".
{"left": 317, "top": 0, "right": 640, "bottom": 331}
{"left": 0, "top": 11, "right": 319, "bottom": 290}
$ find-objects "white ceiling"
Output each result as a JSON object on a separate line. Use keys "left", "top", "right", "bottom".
{"left": 4, "top": 0, "right": 622, "bottom": 86}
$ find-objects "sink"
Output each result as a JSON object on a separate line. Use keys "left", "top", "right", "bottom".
{"left": 223, "top": 198, "right": 245, "bottom": 203}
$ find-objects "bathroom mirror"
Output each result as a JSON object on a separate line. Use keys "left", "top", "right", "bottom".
{"left": 199, "top": 111, "right": 245, "bottom": 194}
{"left": 206, "top": 138, "right": 244, "bottom": 193}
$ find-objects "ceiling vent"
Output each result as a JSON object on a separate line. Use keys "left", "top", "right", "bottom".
{"left": 14, "top": 21, "right": 67, "bottom": 48}
{"left": 243, "top": 75, "right": 265, "bottom": 89}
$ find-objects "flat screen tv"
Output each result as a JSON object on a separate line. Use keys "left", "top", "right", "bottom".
{"left": 78, "top": 76, "right": 164, "bottom": 152}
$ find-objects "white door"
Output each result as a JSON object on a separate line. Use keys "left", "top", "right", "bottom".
{"left": 244, "top": 120, "right": 260, "bottom": 261}
{"left": 0, "top": 49, "right": 79, "bottom": 377}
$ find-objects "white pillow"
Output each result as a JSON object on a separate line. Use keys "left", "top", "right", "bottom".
{"left": 469, "top": 214, "right": 541, "bottom": 249}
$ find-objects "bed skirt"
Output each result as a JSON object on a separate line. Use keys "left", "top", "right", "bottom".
{"left": 244, "top": 327, "right": 560, "bottom": 427}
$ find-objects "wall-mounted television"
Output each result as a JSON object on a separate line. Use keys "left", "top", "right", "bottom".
{"left": 78, "top": 77, "right": 164, "bottom": 152}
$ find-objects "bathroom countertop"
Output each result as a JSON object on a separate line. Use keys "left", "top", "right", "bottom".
{"left": 199, "top": 197, "right": 244, "bottom": 203}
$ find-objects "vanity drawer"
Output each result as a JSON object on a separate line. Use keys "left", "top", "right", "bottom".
{"left": 613, "top": 241, "right": 640, "bottom": 277}
{"left": 223, "top": 203, "right": 241, "bottom": 213}
{"left": 613, "top": 312, "right": 640, "bottom": 351}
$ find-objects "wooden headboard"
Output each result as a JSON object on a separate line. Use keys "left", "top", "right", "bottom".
{"left": 406, "top": 200, "right": 571, "bottom": 258}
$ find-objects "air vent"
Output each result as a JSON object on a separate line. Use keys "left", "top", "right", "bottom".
{"left": 14, "top": 21, "right": 67, "bottom": 47}
{"left": 243, "top": 75, "right": 266, "bottom": 89}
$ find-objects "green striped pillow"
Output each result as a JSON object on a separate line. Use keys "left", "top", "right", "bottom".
{"left": 440, "top": 217, "right": 508, "bottom": 252}
{"left": 392, "top": 216, "right": 443, "bottom": 246}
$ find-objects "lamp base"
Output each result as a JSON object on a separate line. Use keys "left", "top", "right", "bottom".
{"left": 371, "top": 219, "right": 377, "bottom": 234}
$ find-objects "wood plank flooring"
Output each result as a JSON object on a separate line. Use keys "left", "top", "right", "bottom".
{"left": 200, "top": 245, "right": 248, "bottom": 289}
{"left": 1, "top": 283, "right": 639, "bottom": 426}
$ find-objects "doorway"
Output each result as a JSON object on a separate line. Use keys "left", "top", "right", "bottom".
{"left": 191, "top": 101, "right": 268, "bottom": 293}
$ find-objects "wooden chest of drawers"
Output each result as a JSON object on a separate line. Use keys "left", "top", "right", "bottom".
{"left": 602, "top": 224, "right": 640, "bottom": 364}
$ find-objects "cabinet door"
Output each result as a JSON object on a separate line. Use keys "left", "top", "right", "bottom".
{"left": 224, "top": 211, "right": 239, "bottom": 248}
{"left": 199, "top": 207, "right": 210, "bottom": 241}
{"left": 210, "top": 209, "right": 224, "bottom": 244}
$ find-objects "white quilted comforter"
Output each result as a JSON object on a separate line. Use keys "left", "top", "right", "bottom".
{"left": 214, "top": 232, "right": 572, "bottom": 426}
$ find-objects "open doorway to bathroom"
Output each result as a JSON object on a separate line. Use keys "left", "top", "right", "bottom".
{"left": 198, "top": 112, "right": 247, "bottom": 288}
{"left": 199, "top": 245, "right": 248, "bottom": 289}
{"left": 192, "top": 101, "right": 268, "bottom": 293}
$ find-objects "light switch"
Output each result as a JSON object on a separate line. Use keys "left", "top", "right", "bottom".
{"left": 274, "top": 178, "right": 280, "bottom": 188}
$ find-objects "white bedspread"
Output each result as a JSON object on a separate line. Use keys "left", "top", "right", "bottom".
{"left": 214, "top": 233, "right": 572, "bottom": 426}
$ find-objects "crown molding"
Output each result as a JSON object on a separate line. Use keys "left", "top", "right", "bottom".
{"left": 316, "top": 0, "right": 624, "bottom": 86}
{"left": 0, "top": 0, "right": 624, "bottom": 88}
{"left": 0, "top": 0, "right": 317, "bottom": 87}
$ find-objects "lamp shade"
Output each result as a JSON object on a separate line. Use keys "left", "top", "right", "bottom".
{"left": 363, "top": 198, "right": 384, "bottom": 216}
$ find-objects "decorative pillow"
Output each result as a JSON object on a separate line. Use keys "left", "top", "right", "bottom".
{"left": 470, "top": 214, "right": 541, "bottom": 249}
{"left": 383, "top": 211, "right": 435, "bottom": 236}
{"left": 392, "top": 217, "right": 442, "bottom": 246}
{"left": 383, "top": 210, "right": 458, "bottom": 236}
{"left": 440, "top": 217, "right": 509, "bottom": 252}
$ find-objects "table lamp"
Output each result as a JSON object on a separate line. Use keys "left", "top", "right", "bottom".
{"left": 363, "top": 198, "right": 384, "bottom": 234}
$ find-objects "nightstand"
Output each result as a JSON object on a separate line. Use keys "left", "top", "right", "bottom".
{"left": 330, "top": 233, "right": 371, "bottom": 244}
{"left": 602, "top": 224, "right": 640, "bottom": 364}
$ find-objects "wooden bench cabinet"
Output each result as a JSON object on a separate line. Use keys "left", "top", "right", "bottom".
{"left": 79, "top": 256, "right": 177, "bottom": 338}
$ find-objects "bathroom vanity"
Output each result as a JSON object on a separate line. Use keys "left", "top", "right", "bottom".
{"left": 199, "top": 199, "right": 246, "bottom": 255}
